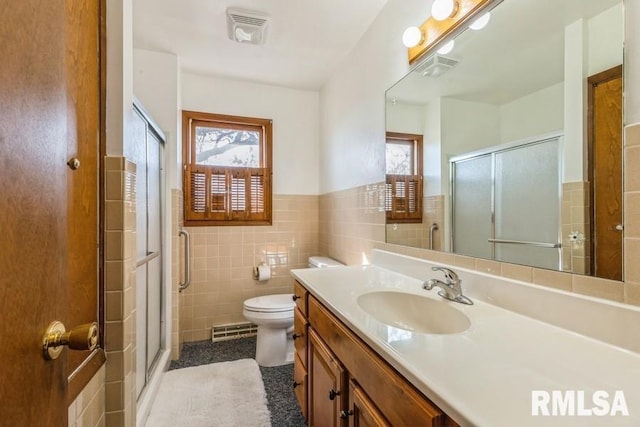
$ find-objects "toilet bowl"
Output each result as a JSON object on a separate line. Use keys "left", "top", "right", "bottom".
{"left": 243, "top": 294, "right": 295, "bottom": 367}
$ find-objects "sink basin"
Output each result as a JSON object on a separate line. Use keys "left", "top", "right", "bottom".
{"left": 357, "top": 291, "right": 471, "bottom": 334}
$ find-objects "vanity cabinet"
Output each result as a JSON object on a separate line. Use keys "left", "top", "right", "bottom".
{"left": 292, "top": 280, "right": 457, "bottom": 427}
{"left": 292, "top": 281, "right": 309, "bottom": 419}
{"left": 348, "top": 379, "right": 390, "bottom": 427}
{"left": 308, "top": 328, "right": 347, "bottom": 426}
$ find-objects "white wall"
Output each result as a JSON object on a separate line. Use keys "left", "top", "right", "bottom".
{"left": 499, "top": 82, "right": 564, "bottom": 143}
{"left": 627, "top": 0, "right": 640, "bottom": 125}
{"left": 385, "top": 101, "right": 425, "bottom": 134}
{"left": 106, "top": 0, "right": 134, "bottom": 156}
{"left": 133, "top": 48, "right": 181, "bottom": 189}
{"left": 441, "top": 98, "right": 500, "bottom": 157}
{"left": 588, "top": 3, "right": 624, "bottom": 76}
{"left": 182, "top": 72, "right": 320, "bottom": 195}
{"left": 423, "top": 100, "right": 442, "bottom": 197}
{"left": 319, "top": 0, "right": 429, "bottom": 193}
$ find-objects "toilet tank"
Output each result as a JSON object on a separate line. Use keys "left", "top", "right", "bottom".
{"left": 308, "top": 256, "right": 344, "bottom": 268}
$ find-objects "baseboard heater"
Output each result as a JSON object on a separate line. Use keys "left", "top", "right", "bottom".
{"left": 211, "top": 322, "right": 258, "bottom": 342}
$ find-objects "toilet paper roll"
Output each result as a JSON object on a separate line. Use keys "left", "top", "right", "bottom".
{"left": 253, "top": 263, "right": 271, "bottom": 281}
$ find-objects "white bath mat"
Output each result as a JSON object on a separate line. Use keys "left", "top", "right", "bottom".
{"left": 145, "top": 359, "right": 271, "bottom": 427}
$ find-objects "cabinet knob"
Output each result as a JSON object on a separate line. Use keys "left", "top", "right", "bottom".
{"left": 328, "top": 389, "right": 340, "bottom": 400}
{"left": 292, "top": 294, "right": 301, "bottom": 301}
{"left": 292, "top": 333, "right": 302, "bottom": 340}
{"left": 293, "top": 380, "right": 302, "bottom": 389}
{"left": 340, "top": 410, "right": 353, "bottom": 419}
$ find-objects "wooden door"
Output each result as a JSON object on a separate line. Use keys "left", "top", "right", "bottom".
{"left": 347, "top": 380, "right": 390, "bottom": 427}
{"left": 589, "top": 65, "right": 623, "bottom": 280}
{"left": 0, "top": 0, "right": 102, "bottom": 425}
{"left": 309, "top": 329, "right": 347, "bottom": 427}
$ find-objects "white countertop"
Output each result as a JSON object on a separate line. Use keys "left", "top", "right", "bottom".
{"left": 291, "top": 264, "right": 640, "bottom": 427}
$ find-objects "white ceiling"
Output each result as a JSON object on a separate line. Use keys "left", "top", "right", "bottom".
{"left": 133, "top": 0, "right": 389, "bottom": 90}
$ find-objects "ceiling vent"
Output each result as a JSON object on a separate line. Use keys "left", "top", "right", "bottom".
{"left": 226, "top": 8, "right": 270, "bottom": 45}
{"left": 414, "top": 54, "right": 459, "bottom": 78}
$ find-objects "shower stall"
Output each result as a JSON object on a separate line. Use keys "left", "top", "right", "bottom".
{"left": 450, "top": 134, "right": 562, "bottom": 270}
{"left": 131, "top": 102, "right": 166, "bottom": 399}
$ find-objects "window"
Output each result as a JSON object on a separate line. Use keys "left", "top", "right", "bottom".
{"left": 182, "top": 111, "right": 272, "bottom": 225}
{"left": 385, "top": 132, "right": 423, "bottom": 223}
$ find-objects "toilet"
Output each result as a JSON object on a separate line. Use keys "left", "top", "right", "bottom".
{"left": 308, "top": 256, "right": 344, "bottom": 269}
{"left": 243, "top": 256, "right": 343, "bottom": 367}
{"left": 243, "top": 294, "right": 296, "bottom": 367}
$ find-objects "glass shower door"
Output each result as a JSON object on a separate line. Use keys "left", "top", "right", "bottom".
{"left": 451, "top": 136, "right": 561, "bottom": 270}
{"left": 132, "top": 105, "right": 164, "bottom": 399}
{"left": 452, "top": 154, "right": 492, "bottom": 259}
{"left": 494, "top": 138, "right": 561, "bottom": 269}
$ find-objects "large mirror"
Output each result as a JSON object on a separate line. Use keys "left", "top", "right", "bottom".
{"left": 385, "top": 0, "right": 624, "bottom": 279}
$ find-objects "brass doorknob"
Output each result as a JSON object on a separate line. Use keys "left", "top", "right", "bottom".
{"left": 42, "top": 321, "right": 99, "bottom": 360}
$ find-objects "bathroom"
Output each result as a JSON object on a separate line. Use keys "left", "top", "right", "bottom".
{"left": 1, "top": 0, "right": 639, "bottom": 425}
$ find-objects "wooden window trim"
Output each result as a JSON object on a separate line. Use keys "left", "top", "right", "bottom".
{"left": 182, "top": 110, "right": 273, "bottom": 226}
{"left": 385, "top": 132, "right": 423, "bottom": 224}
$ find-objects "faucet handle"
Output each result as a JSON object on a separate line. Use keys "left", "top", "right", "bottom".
{"left": 431, "top": 266, "right": 459, "bottom": 283}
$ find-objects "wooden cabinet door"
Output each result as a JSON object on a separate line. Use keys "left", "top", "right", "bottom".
{"left": 309, "top": 328, "right": 347, "bottom": 427}
{"left": 347, "top": 380, "right": 390, "bottom": 427}
{"left": 294, "top": 352, "right": 308, "bottom": 420}
{"left": 293, "top": 307, "right": 308, "bottom": 366}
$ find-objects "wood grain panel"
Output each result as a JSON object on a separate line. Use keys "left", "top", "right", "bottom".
{"left": 294, "top": 281, "right": 309, "bottom": 316}
{"left": 308, "top": 328, "right": 347, "bottom": 427}
{"left": 65, "top": 0, "right": 103, "bottom": 395}
{"left": 0, "top": 1, "right": 69, "bottom": 424}
{"left": 348, "top": 379, "right": 390, "bottom": 427}
{"left": 588, "top": 66, "right": 623, "bottom": 280}
{"left": 309, "top": 297, "right": 445, "bottom": 427}
{"left": 294, "top": 307, "right": 309, "bottom": 369}
{"left": 294, "top": 352, "right": 308, "bottom": 421}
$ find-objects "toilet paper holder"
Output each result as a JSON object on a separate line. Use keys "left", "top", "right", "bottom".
{"left": 253, "top": 262, "right": 271, "bottom": 281}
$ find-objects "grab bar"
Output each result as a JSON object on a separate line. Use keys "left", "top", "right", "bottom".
{"left": 428, "top": 223, "right": 439, "bottom": 250}
{"left": 488, "top": 238, "right": 561, "bottom": 249}
{"left": 178, "top": 229, "right": 191, "bottom": 292}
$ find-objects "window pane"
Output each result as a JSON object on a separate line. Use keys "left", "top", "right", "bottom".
{"left": 195, "top": 125, "right": 260, "bottom": 167}
{"left": 386, "top": 143, "right": 413, "bottom": 174}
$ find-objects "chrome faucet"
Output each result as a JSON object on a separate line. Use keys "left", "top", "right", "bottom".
{"left": 423, "top": 266, "right": 473, "bottom": 305}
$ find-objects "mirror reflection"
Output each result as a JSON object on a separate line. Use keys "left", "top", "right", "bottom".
{"left": 385, "top": 0, "right": 623, "bottom": 279}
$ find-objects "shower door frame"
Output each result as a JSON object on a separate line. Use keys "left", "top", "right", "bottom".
{"left": 133, "top": 101, "right": 167, "bottom": 399}
{"left": 449, "top": 131, "right": 564, "bottom": 269}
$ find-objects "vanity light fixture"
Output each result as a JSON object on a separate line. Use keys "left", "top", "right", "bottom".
{"left": 405, "top": 0, "right": 501, "bottom": 65}
{"left": 469, "top": 12, "right": 491, "bottom": 30}
{"left": 402, "top": 26, "right": 424, "bottom": 48}
{"left": 431, "top": 0, "right": 459, "bottom": 21}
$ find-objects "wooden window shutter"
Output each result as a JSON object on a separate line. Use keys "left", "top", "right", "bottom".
{"left": 386, "top": 174, "right": 422, "bottom": 223}
{"left": 185, "top": 165, "right": 208, "bottom": 221}
{"left": 184, "top": 164, "right": 271, "bottom": 224}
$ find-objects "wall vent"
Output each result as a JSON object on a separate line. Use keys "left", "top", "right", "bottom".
{"left": 211, "top": 322, "right": 258, "bottom": 342}
{"left": 414, "top": 54, "right": 459, "bottom": 78}
{"left": 226, "top": 8, "right": 270, "bottom": 45}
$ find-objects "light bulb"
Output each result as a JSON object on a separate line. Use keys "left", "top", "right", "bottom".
{"left": 402, "top": 26, "right": 423, "bottom": 48}
{"left": 469, "top": 12, "right": 491, "bottom": 30}
{"left": 437, "top": 39, "right": 455, "bottom": 55}
{"left": 431, "top": 0, "right": 457, "bottom": 21}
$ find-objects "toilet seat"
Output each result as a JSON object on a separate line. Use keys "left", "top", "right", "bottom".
{"left": 243, "top": 294, "right": 295, "bottom": 313}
